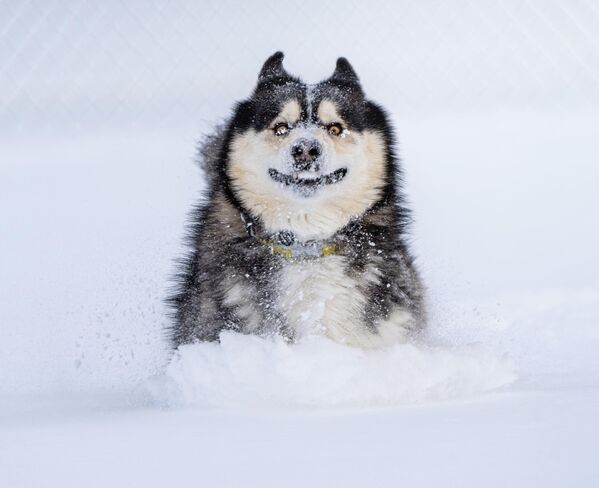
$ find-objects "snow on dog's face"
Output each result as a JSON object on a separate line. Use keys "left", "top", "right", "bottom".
{"left": 226, "top": 52, "right": 395, "bottom": 241}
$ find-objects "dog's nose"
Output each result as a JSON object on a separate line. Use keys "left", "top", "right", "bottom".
{"left": 291, "top": 139, "right": 321, "bottom": 171}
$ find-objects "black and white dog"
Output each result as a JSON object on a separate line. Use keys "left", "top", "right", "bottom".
{"left": 168, "top": 52, "right": 425, "bottom": 348}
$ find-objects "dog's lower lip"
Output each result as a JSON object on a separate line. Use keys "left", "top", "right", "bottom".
{"left": 268, "top": 167, "right": 347, "bottom": 187}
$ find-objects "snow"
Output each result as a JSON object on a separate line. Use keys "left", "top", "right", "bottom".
{"left": 2, "top": 2, "right": 599, "bottom": 486}
{"left": 3, "top": 390, "right": 598, "bottom": 488}
{"left": 152, "top": 332, "right": 515, "bottom": 408}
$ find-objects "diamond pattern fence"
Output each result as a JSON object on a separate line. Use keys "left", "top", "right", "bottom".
{"left": 1, "top": 0, "right": 598, "bottom": 134}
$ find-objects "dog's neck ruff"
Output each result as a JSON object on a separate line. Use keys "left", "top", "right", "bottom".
{"left": 240, "top": 211, "right": 339, "bottom": 259}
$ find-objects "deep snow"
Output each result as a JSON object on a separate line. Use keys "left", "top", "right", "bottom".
{"left": 154, "top": 332, "right": 515, "bottom": 408}
{"left": 3, "top": 390, "right": 599, "bottom": 488}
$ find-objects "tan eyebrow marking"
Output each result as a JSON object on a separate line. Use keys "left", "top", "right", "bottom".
{"left": 317, "top": 99, "right": 344, "bottom": 125}
{"left": 274, "top": 99, "right": 301, "bottom": 124}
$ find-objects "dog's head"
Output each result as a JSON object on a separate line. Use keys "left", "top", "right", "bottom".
{"left": 224, "top": 52, "right": 396, "bottom": 241}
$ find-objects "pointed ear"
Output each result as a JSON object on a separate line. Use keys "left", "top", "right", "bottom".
{"left": 331, "top": 57, "right": 360, "bottom": 84}
{"left": 258, "top": 51, "right": 287, "bottom": 80}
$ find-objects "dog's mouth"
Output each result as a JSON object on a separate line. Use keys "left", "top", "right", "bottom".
{"left": 268, "top": 167, "right": 348, "bottom": 190}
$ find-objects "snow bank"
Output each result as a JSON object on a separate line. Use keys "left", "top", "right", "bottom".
{"left": 150, "top": 332, "right": 515, "bottom": 408}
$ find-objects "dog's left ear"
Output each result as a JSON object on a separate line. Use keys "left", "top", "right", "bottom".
{"left": 330, "top": 57, "right": 360, "bottom": 84}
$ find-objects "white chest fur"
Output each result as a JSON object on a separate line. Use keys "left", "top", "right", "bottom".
{"left": 279, "top": 255, "right": 363, "bottom": 344}
{"left": 278, "top": 255, "right": 411, "bottom": 348}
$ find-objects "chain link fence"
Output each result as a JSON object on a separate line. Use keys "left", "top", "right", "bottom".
{"left": 1, "top": 0, "right": 599, "bottom": 133}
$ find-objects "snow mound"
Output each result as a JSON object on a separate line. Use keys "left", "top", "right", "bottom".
{"left": 150, "top": 332, "right": 515, "bottom": 408}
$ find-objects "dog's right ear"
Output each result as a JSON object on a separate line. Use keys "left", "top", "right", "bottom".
{"left": 258, "top": 51, "right": 287, "bottom": 80}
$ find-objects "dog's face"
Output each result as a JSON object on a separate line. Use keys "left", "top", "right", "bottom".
{"left": 226, "top": 52, "right": 394, "bottom": 241}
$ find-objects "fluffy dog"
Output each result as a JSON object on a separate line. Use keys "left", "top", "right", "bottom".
{"left": 168, "top": 52, "right": 425, "bottom": 348}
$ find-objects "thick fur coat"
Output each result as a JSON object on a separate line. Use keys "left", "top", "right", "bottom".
{"left": 168, "top": 52, "right": 425, "bottom": 348}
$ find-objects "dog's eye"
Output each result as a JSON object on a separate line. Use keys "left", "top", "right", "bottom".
{"left": 327, "top": 123, "right": 343, "bottom": 137}
{"left": 273, "top": 122, "right": 290, "bottom": 136}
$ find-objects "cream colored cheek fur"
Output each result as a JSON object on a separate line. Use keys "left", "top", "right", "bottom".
{"left": 228, "top": 129, "right": 387, "bottom": 241}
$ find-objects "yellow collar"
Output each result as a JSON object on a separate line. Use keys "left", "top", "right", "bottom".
{"left": 260, "top": 239, "right": 338, "bottom": 259}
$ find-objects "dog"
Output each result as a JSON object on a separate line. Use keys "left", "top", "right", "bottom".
{"left": 168, "top": 52, "right": 425, "bottom": 349}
